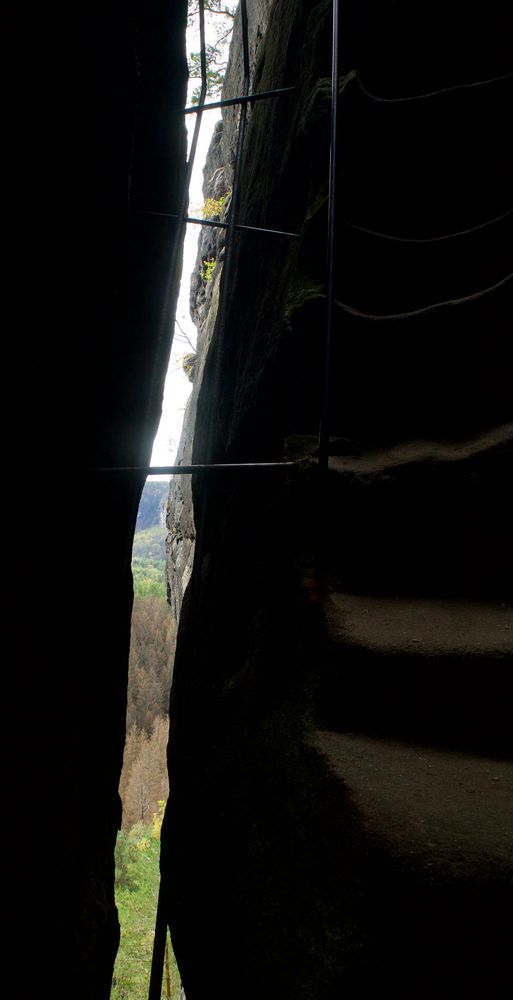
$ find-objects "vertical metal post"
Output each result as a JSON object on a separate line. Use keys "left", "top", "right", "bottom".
{"left": 148, "top": 888, "right": 168, "bottom": 1000}
{"left": 319, "top": 0, "right": 340, "bottom": 472}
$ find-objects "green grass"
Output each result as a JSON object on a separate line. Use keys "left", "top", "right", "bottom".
{"left": 111, "top": 816, "right": 180, "bottom": 999}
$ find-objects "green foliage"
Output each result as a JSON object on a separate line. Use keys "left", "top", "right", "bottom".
{"left": 114, "top": 830, "right": 139, "bottom": 892}
{"left": 201, "top": 257, "right": 217, "bottom": 282}
{"left": 132, "top": 526, "right": 167, "bottom": 598}
{"left": 189, "top": 49, "right": 226, "bottom": 104}
{"left": 132, "top": 561, "right": 166, "bottom": 598}
{"left": 111, "top": 810, "right": 180, "bottom": 999}
{"left": 132, "top": 524, "right": 166, "bottom": 563}
{"left": 187, "top": 2, "right": 235, "bottom": 104}
{"left": 133, "top": 488, "right": 167, "bottom": 597}
{"left": 201, "top": 194, "right": 228, "bottom": 219}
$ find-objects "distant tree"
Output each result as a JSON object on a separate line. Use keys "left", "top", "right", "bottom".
{"left": 119, "top": 495, "right": 175, "bottom": 831}
{"left": 124, "top": 733, "right": 153, "bottom": 826}
{"left": 187, "top": 1, "right": 236, "bottom": 104}
{"left": 118, "top": 723, "right": 144, "bottom": 815}
{"left": 150, "top": 717, "right": 170, "bottom": 806}
{"left": 120, "top": 595, "right": 173, "bottom": 829}
{"left": 127, "top": 595, "right": 175, "bottom": 733}
{"left": 132, "top": 522, "right": 167, "bottom": 596}
{"left": 132, "top": 525, "right": 166, "bottom": 563}
{"left": 121, "top": 718, "right": 170, "bottom": 830}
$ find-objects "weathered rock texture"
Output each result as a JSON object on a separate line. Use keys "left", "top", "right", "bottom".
{"left": 164, "top": 2, "right": 513, "bottom": 998}
{"left": 167, "top": 0, "right": 275, "bottom": 623}
{"left": 167, "top": 120, "right": 227, "bottom": 623}
{"left": 6, "top": 3, "right": 187, "bottom": 997}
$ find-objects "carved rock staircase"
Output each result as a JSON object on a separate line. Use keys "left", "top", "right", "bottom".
{"left": 308, "top": 428, "right": 513, "bottom": 991}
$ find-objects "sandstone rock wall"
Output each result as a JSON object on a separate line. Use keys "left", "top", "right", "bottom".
{"left": 164, "top": 2, "right": 513, "bottom": 998}
{"left": 167, "top": 119, "right": 226, "bottom": 623}
{"left": 167, "top": 0, "right": 275, "bottom": 623}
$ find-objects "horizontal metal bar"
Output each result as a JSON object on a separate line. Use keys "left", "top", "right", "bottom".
{"left": 183, "top": 86, "right": 295, "bottom": 114}
{"left": 138, "top": 210, "right": 302, "bottom": 239}
{"left": 185, "top": 216, "right": 302, "bottom": 238}
{"left": 87, "top": 463, "right": 296, "bottom": 475}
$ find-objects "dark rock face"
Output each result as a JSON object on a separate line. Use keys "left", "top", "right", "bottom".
{"left": 6, "top": 3, "right": 187, "bottom": 997}
{"left": 165, "top": 2, "right": 513, "bottom": 998}
{"left": 167, "top": 0, "right": 275, "bottom": 623}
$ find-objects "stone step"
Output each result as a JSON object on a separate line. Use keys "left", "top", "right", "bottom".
{"left": 311, "top": 730, "right": 513, "bottom": 877}
{"left": 323, "top": 423, "right": 513, "bottom": 599}
{"left": 317, "top": 591, "right": 513, "bottom": 757}
{"left": 308, "top": 728, "right": 513, "bottom": 994}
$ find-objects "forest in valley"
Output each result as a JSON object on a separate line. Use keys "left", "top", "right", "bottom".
{"left": 120, "top": 479, "right": 175, "bottom": 831}
{"left": 112, "top": 480, "right": 179, "bottom": 998}
{"left": 113, "top": 8, "right": 238, "bottom": 989}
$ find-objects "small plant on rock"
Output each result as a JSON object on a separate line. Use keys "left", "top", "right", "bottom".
{"left": 201, "top": 194, "right": 228, "bottom": 219}
{"left": 182, "top": 352, "right": 197, "bottom": 382}
{"left": 201, "top": 257, "right": 217, "bottom": 282}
